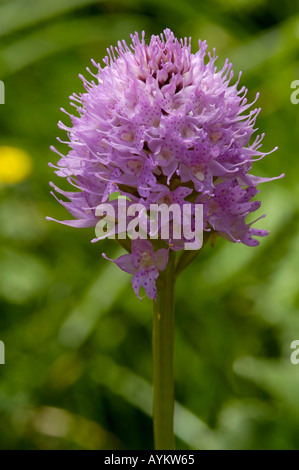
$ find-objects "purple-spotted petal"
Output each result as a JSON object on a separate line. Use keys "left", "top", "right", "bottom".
{"left": 132, "top": 269, "right": 159, "bottom": 300}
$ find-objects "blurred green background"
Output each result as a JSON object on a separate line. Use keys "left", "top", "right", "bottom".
{"left": 0, "top": 0, "right": 298, "bottom": 450}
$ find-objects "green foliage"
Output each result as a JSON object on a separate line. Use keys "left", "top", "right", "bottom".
{"left": 0, "top": 0, "right": 298, "bottom": 449}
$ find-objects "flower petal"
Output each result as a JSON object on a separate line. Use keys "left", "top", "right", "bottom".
{"left": 102, "top": 253, "right": 136, "bottom": 274}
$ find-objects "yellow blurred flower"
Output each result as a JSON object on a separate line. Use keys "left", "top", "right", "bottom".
{"left": 0, "top": 146, "right": 32, "bottom": 184}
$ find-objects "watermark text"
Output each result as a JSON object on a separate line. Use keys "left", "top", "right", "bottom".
{"left": 95, "top": 199, "right": 203, "bottom": 250}
{"left": 0, "top": 341, "right": 5, "bottom": 365}
{"left": 0, "top": 81, "right": 4, "bottom": 104}
{"left": 290, "top": 340, "right": 299, "bottom": 365}
{"left": 290, "top": 80, "right": 299, "bottom": 105}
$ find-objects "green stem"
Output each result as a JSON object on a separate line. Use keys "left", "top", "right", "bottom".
{"left": 152, "top": 250, "right": 176, "bottom": 450}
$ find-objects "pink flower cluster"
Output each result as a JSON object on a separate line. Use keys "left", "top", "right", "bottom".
{"left": 48, "top": 29, "right": 283, "bottom": 298}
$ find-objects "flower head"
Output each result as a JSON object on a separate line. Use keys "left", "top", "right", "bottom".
{"left": 48, "top": 29, "right": 283, "bottom": 298}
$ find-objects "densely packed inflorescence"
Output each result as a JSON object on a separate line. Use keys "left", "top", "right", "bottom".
{"left": 48, "top": 29, "right": 283, "bottom": 298}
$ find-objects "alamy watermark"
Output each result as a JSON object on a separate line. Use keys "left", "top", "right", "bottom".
{"left": 0, "top": 81, "right": 4, "bottom": 104}
{"left": 290, "top": 80, "right": 299, "bottom": 105}
{"left": 0, "top": 341, "right": 5, "bottom": 365}
{"left": 95, "top": 199, "right": 203, "bottom": 250}
{"left": 290, "top": 340, "right": 299, "bottom": 365}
